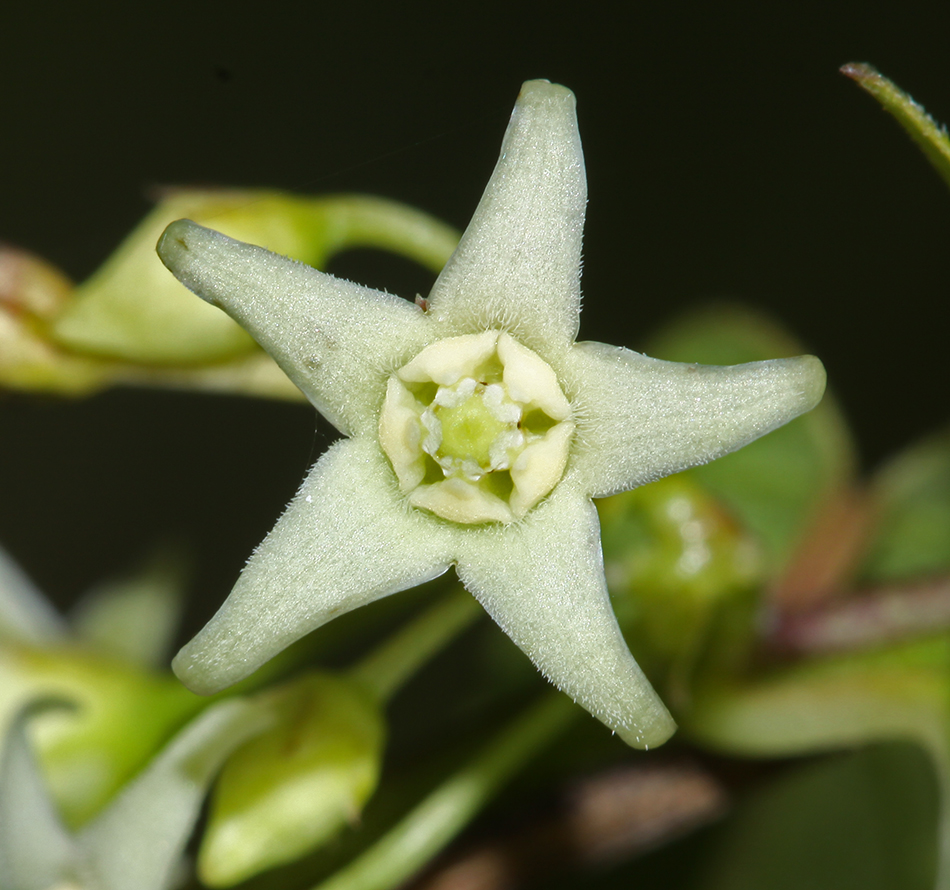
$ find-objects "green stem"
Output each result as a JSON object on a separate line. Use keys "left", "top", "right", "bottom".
{"left": 349, "top": 587, "right": 482, "bottom": 702}
{"left": 310, "top": 691, "right": 577, "bottom": 890}
{"left": 312, "top": 195, "right": 461, "bottom": 274}
{"left": 841, "top": 63, "right": 950, "bottom": 193}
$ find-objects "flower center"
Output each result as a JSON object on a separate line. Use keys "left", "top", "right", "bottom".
{"left": 379, "top": 331, "right": 574, "bottom": 524}
{"left": 423, "top": 378, "right": 522, "bottom": 479}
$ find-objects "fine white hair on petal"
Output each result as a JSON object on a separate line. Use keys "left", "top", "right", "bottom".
{"left": 426, "top": 81, "right": 586, "bottom": 356}
{"left": 455, "top": 489, "right": 676, "bottom": 750}
{"left": 172, "top": 438, "right": 454, "bottom": 695}
{"left": 159, "top": 78, "right": 830, "bottom": 751}
{"left": 157, "top": 220, "right": 432, "bottom": 439}
{"left": 563, "top": 341, "right": 827, "bottom": 498}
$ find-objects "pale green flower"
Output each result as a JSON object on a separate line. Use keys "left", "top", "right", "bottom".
{"left": 158, "top": 80, "right": 825, "bottom": 749}
{"left": 0, "top": 698, "right": 269, "bottom": 890}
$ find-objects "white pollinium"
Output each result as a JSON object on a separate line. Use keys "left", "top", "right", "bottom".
{"left": 378, "top": 331, "right": 575, "bottom": 524}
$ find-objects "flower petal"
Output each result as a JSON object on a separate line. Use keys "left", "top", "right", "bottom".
{"left": 173, "top": 438, "right": 453, "bottom": 695}
{"left": 426, "top": 81, "right": 585, "bottom": 355}
{"left": 157, "top": 221, "right": 430, "bottom": 438}
{"left": 566, "top": 341, "right": 827, "bottom": 498}
{"left": 78, "top": 698, "right": 271, "bottom": 890}
{"left": 0, "top": 704, "right": 77, "bottom": 890}
{"left": 0, "top": 548, "right": 66, "bottom": 646}
{"left": 455, "top": 490, "right": 676, "bottom": 749}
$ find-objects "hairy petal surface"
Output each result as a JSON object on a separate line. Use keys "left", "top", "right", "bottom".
{"left": 455, "top": 490, "right": 676, "bottom": 749}
{"left": 426, "top": 80, "right": 585, "bottom": 356}
{"left": 173, "top": 438, "right": 454, "bottom": 695}
{"left": 566, "top": 341, "right": 827, "bottom": 498}
{"left": 157, "top": 221, "right": 431, "bottom": 438}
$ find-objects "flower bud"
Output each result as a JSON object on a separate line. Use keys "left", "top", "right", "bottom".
{"left": 198, "top": 672, "right": 384, "bottom": 886}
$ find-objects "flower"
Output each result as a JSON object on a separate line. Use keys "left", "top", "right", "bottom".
{"left": 157, "top": 80, "right": 825, "bottom": 749}
{"left": 0, "top": 697, "right": 269, "bottom": 890}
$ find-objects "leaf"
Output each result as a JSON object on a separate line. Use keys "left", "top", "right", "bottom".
{"left": 700, "top": 742, "right": 938, "bottom": 890}
{"left": 687, "top": 637, "right": 950, "bottom": 889}
{"left": 687, "top": 635, "right": 950, "bottom": 758}
{"left": 861, "top": 427, "right": 950, "bottom": 582}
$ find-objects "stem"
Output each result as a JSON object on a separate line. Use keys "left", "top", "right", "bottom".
{"left": 414, "top": 759, "right": 727, "bottom": 890}
{"left": 350, "top": 587, "right": 482, "bottom": 702}
{"left": 310, "top": 692, "right": 577, "bottom": 890}
{"left": 314, "top": 195, "right": 461, "bottom": 274}
{"left": 841, "top": 63, "right": 950, "bottom": 193}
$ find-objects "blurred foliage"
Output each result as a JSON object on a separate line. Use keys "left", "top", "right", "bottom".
{"left": 200, "top": 673, "right": 385, "bottom": 886}
{"left": 1, "top": 62, "right": 949, "bottom": 890}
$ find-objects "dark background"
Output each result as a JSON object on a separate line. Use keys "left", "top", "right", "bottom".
{"left": 0, "top": 2, "right": 947, "bottom": 620}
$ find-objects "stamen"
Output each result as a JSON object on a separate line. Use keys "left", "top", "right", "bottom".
{"left": 379, "top": 332, "right": 574, "bottom": 524}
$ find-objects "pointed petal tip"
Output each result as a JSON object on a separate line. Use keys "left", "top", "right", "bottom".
{"left": 517, "top": 79, "right": 576, "bottom": 108}
{"left": 794, "top": 354, "right": 827, "bottom": 413}
{"left": 156, "top": 217, "right": 200, "bottom": 265}
{"left": 617, "top": 709, "right": 678, "bottom": 750}
{"left": 156, "top": 219, "right": 225, "bottom": 300}
{"left": 172, "top": 644, "right": 228, "bottom": 697}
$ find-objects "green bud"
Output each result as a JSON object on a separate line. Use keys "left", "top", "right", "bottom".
{"left": 599, "top": 474, "right": 764, "bottom": 704}
{"left": 51, "top": 191, "right": 459, "bottom": 365}
{"left": 646, "top": 305, "right": 855, "bottom": 570}
{"left": 198, "top": 672, "right": 384, "bottom": 886}
{"left": 0, "top": 245, "right": 110, "bottom": 395}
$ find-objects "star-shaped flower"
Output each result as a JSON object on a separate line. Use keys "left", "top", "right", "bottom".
{"left": 157, "top": 80, "right": 825, "bottom": 749}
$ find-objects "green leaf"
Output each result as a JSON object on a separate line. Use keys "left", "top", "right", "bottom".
{"left": 861, "top": 427, "right": 950, "bottom": 582}
{"left": 646, "top": 305, "right": 854, "bottom": 570}
{"left": 842, "top": 63, "right": 950, "bottom": 193}
{"left": 687, "top": 634, "right": 950, "bottom": 889}
{"left": 687, "top": 635, "right": 950, "bottom": 758}
{"left": 700, "top": 743, "right": 938, "bottom": 890}
{"left": 51, "top": 191, "right": 459, "bottom": 365}
{"left": 198, "top": 673, "right": 385, "bottom": 887}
